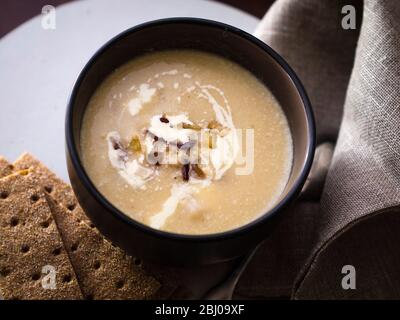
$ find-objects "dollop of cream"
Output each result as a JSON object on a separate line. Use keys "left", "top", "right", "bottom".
{"left": 107, "top": 132, "right": 154, "bottom": 189}
{"left": 147, "top": 114, "right": 194, "bottom": 144}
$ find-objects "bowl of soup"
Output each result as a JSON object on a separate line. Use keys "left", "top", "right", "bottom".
{"left": 66, "top": 18, "right": 315, "bottom": 265}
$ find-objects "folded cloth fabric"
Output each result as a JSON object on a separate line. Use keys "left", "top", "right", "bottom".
{"left": 235, "top": 0, "right": 400, "bottom": 299}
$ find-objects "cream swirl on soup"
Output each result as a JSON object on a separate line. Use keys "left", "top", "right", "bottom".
{"left": 81, "top": 50, "right": 292, "bottom": 234}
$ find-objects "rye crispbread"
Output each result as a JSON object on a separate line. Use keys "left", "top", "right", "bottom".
{"left": 45, "top": 195, "right": 160, "bottom": 299}
{"left": 13, "top": 153, "right": 161, "bottom": 299}
{"left": 0, "top": 171, "right": 83, "bottom": 300}
{"left": 13, "top": 153, "right": 90, "bottom": 225}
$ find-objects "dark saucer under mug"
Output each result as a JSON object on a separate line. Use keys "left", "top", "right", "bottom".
{"left": 66, "top": 18, "right": 315, "bottom": 266}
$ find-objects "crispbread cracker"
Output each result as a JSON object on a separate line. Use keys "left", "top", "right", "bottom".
{"left": 13, "top": 153, "right": 160, "bottom": 299}
{"left": 13, "top": 153, "right": 90, "bottom": 225}
{"left": 0, "top": 156, "right": 13, "bottom": 178}
{"left": 45, "top": 195, "right": 160, "bottom": 299}
{"left": 0, "top": 171, "right": 83, "bottom": 300}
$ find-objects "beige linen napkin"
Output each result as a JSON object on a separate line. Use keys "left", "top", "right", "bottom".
{"left": 235, "top": 0, "right": 400, "bottom": 299}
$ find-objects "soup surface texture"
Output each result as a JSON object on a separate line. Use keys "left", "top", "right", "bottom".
{"left": 81, "top": 50, "right": 292, "bottom": 235}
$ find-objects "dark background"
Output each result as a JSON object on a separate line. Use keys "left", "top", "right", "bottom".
{"left": 0, "top": 0, "right": 275, "bottom": 38}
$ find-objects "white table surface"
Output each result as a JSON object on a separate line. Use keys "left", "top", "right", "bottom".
{"left": 0, "top": 0, "right": 258, "bottom": 181}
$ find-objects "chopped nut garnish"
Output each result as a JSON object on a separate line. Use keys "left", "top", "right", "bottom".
{"left": 207, "top": 120, "right": 222, "bottom": 130}
{"left": 109, "top": 135, "right": 124, "bottom": 151}
{"left": 192, "top": 164, "right": 206, "bottom": 179}
{"left": 128, "top": 135, "right": 142, "bottom": 153}
{"left": 208, "top": 134, "right": 216, "bottom": 149}
{"left": 182, "top": 122, "right": 202, "bottom": 131}
{"left": 160, "top": 116, "right": 169, "bottom": 123}
{"left": 182, "top": 164, "right": 190, "bottom": 181}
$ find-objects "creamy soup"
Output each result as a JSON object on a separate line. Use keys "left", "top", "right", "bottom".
{"left": 81, "top": 50, "right": 292, "bottom": 235}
